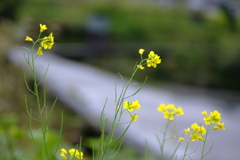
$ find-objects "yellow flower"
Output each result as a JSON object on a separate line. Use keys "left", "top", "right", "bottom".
{"left": 25, "top": 36, "right": 33, "bottom": 42}
{"left": 40, "top": 24, "right": 47, "bottom": 32}
{"left": 124, "top": 101, "right": 132, "bottom": 111}
{"left": 179, "top": 137, "right": 185, "bottom": 142}
{"left": 202, "top": 110, "right": 225, "bottom": 130}
{"left": 166, "top": 104, "right": 175, "bottom": 110}
{"left": 218, "top": 122, "right": 225, "bottom": 130}
{"left": 60, "top": 148, "right": 67, "bottom": 159}
{"left": 41, "top": 33, "right": 54, "bottom": 49}
{"left": 163, "top": 111, "right": 175, "bottom": 120}
{"left": 213, "top": 126, "right": 220, "bottom": 130}
{"left": 69, "top": 148, "right": 83, "bottom": 159}
{"left": 210, "top": 110, "right": 221, "bottom": 124}
{"left": 60, "top": 148, "right": 83, "bottom": 160}
{"left": 146, "top": 51, "right": 161, "bottom": 68}
{"left": 123, "top": 100, "right": 141, "bottom": 111}
{"left": 200, "top": 126, "right": 206, "bottom": 134}
{"left": 175, "top": 107, "right": 184, "bottom": 116}
{"left": 191, "top": 123, "right": 206, "bottom": 134}
{"left": 60, "top": 152, "right": 67, "bottom": 159}
{"left": 131, "top": 100, "right": 141, "bottom": 110}
{"left": 137, "top": 65, "right": 144, "bottom": 70}
{"left": 190, "top": 132, "right": 204, "bottom": 141}
{"left": 139, "top": 48, "right": 145, "bottom": 54}
{"left": 186, "top": 123, "right": 206, "bottom": 141}
{"left": 157, "top": 103, "right": 166, "bottom": 112}
{"left": 130, "top": 114, "right": 139, "bottom": 121}
{"left": 197, "top": 136, "right": 204, "bottom": 141}
{"left": 202, "top": 110, "right": 208, "bottom": 117}
{"left": 157, "top": 103, "right": 184, "bottom": 120}
{"left": 191, "top": 123, "right": 200, "bottom": 132}
{"left": 37, "top": 47, "right": 43, "bottom": 55}
{"left": 184, "top": 128, "right": 190, "bottom": 134}
{"left": 203, "top": 116, "right": 211, "bottom": 125}
{"left": 61, "top": 148, "right": 67, "bottom": 154}
{"left": 69, "top": 148, "right": 78, "bottom": 157}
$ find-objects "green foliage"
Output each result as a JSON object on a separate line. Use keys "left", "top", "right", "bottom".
{"left": 10, "top": 0, "right": 240, "bottom": 89}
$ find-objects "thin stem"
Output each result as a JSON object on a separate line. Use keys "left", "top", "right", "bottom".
{"left": 160, "top": 120, "right": 171, "bottom": 160}
{"left": 200, "top": 125, "right": 210, "bottom": 160}
{"left": 169, "top": 138, "right": 183, "bottom": 160}
{"left": 182, "top": 141, "right": 190, "bottom": 160}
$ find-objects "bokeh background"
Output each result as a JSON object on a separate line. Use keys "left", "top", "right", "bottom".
{"left": 1, "top": 0, "right": 240, "bottom": 159}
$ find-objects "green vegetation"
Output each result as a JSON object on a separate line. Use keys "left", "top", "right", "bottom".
{"left": 0, "top": 0, "right": 237, "bottom": 159}
{"left": 13, "top": 0, "right": 240, "bottom": 90}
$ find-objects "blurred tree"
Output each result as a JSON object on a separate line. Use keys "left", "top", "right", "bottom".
{"left": 218, "top": 1, "right": 237, "bottom": 32}
{"left": 0, "top": 0, "right": 24, "bottom": 21}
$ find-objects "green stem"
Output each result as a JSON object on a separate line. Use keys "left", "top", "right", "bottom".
{"left": 181, "top": 140, "right": 190, "bottom": 160}
{"left": 200, "top": 125, "right": 210, "bottom": 160}
{"left": 160, "top": 120, "right": 171, "bottom": 160}
{"left": 26, "top": 35, "right": 50, "bottom": 160}
{"left": 98, "top": 60, "right": 145, "bottom": 159}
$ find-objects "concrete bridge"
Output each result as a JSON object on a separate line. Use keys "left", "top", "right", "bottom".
{"left": 8, "top": 48, "right": 240, "bottom": 160}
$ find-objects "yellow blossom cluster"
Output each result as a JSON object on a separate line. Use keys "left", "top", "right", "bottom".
{"left": 25, "top": 24, "right": 54, "bottom": 55}
{"left": 137, "top": 48, "right": 161, "bottom": 70}
{"left": 202, "top": 110, "right": 225, "bottom": 130}
{"left": 183, "top": 110, "right": 225, "bottom": 142}
{"left": 184, "top": 123, "right": 206, "bottom": 141}
{"left": 60, "top": 148, "right": 83, "bottom": 160}
{"left": 123, "top": 100, "right": 141, "bottom": 122}
{"left": 157, "top": 103, "right": 184, "bottom": 120}
{"left": 146, "top": 51, "right": 161, "bottom": 68}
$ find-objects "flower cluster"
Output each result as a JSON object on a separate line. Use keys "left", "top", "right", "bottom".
{"left": 123, "top": 100, "right": 141, "bottom": 122}
{"left": 184, "top": 123, "right": 206, "bottom": 141}
{"left": 25, "top": 24, "right": 54, "bottom": 55}
{"left": 157, "top": 103, "right": 184, "bottom": 120}
{"left": 202, "top": 110, "right": 225, "bottom": 130}
{"left": 146, "top": 51, "right": 161, "bottom": 68}
{"left": 60, "top": 148, "right": 83, "bottom": 160}
{"left": 183, "top": 110, "right": 225, "bottom": 142}
{"left": 137, "top": 48, "right": 161, "bottom": 70}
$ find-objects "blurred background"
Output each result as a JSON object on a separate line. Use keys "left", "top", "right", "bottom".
{"left": 1, "top": 0, "right": 240, "bottom": 159}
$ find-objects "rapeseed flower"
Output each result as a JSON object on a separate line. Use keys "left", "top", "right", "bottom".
{"left": 218, "top": 122, "right": 225, "bottom": 130}
{"left": 213, "top": 126, "right": 220, "bottom": 130}
{"left": 146, "top": 51, "right": 161, "bottom": 68}
{"left": 25, "top": 36, "right": 33, "bottom": 42}
{"left": 185, "top": 123, "right": 206, "bottom": 141}
{"left": 184, "top": 128, "right": 190, "bottom": 134}
{"left": 40, "top": 24, "right": 47, "bottom": 32}
{"left": 130, "top": 114, "right": 139, "bottom": 121}
{"left": 41, "top": 33, "right": 54, "bottom": 49}
{"left": 139, "top": 48, "right": 145, "bottom": 54}
{"left": 123, "top": 100, "right": 141, "bottom": 111}
{"left": 60, "top": 148, "right": 83, "bottom": 160}
{"left": 179, "top": 137, "right": 185, "bottom": 142}
{"left": 202, "top": 110, "right": 225, "bottom": 130}
{"left": 37, "top": 47, "right": 43, "bottom": 55}
{"left": 209, "top": 110, "right": 221, "bottom": 124}
{"left": 157, "top": 103, "right": 167, "bottom": 112}
{"left": 137, "top": 65, "right": 144, "bottom": 70}
{"left": 157, "top": 103, "right": 184, "bottom": 120}
{"left": 163, "top": 110, "right": 175, "bottom": 120}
